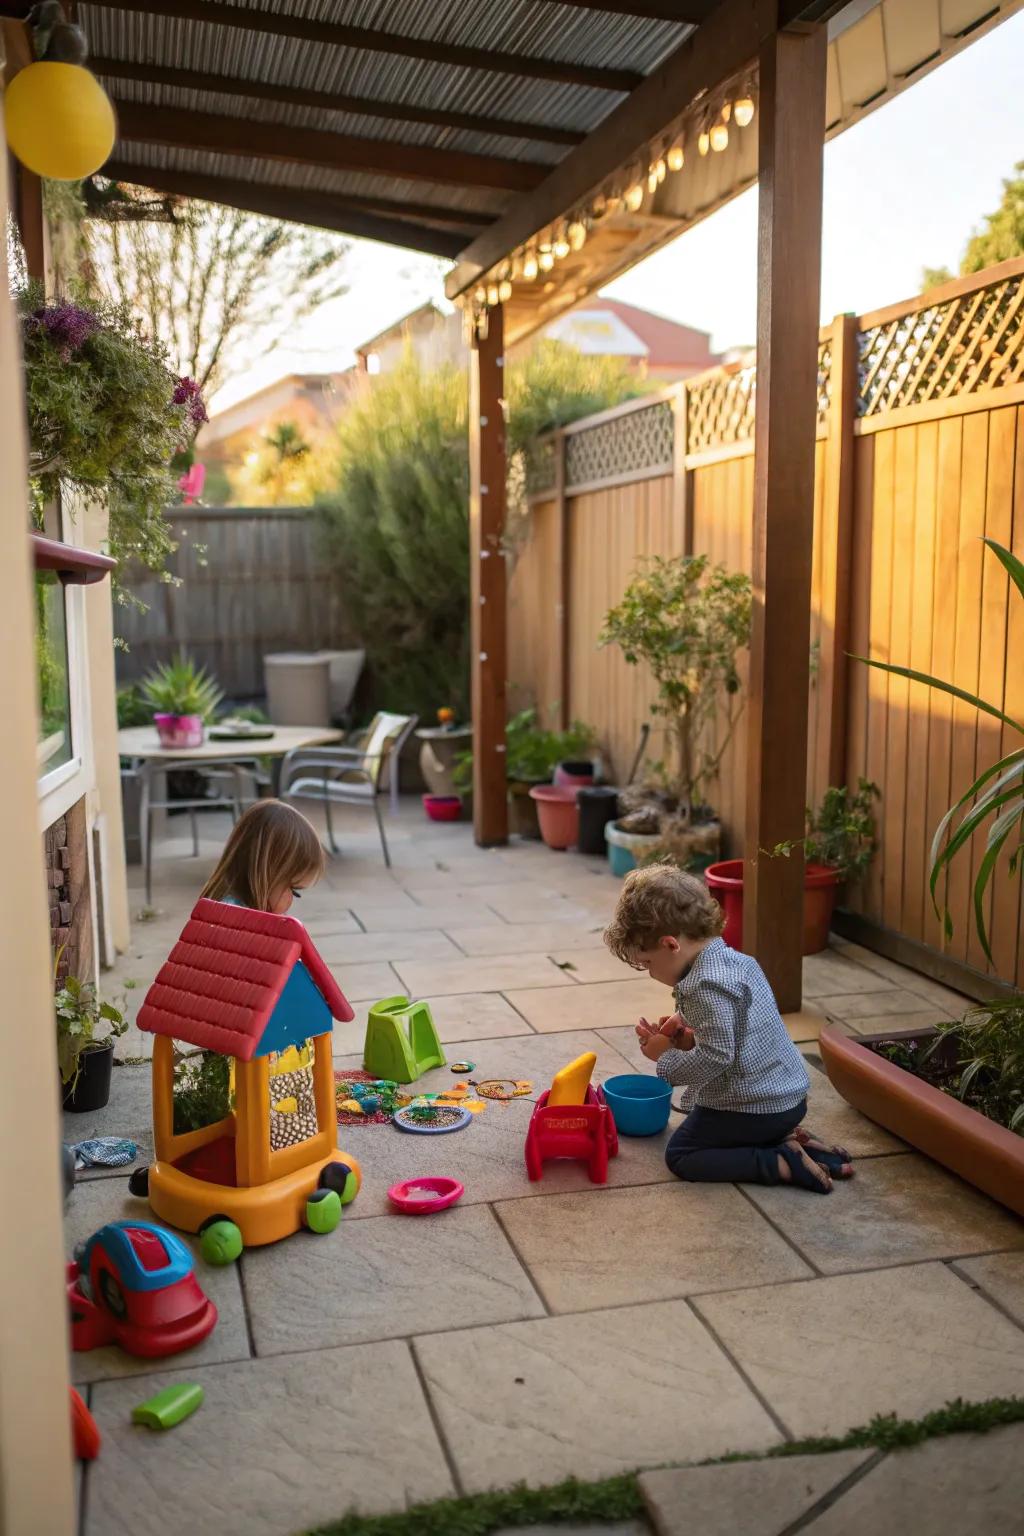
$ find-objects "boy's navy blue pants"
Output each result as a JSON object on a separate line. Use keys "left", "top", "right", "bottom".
{"left": 665, "top": 1099, "right": 807, "bottom": 1185}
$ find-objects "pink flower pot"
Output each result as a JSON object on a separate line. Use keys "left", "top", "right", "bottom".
{"left": 422, "top": 794, "right": 462, "bottom": 822}
{"left": 154, "top": 713, "right": 205, "bottom": 749}
{"left": 553, "top": 760, "right": 595, "bottom": 788}
{"left": 529, "top": 784, "right": 580, "bottom": 850}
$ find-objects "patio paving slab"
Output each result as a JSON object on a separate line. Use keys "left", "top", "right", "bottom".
{"left": 494, "top": 1526, "right": 649, "bottom": 1536}
{"left": 800, "top": 951, "right": 898, "bottom": 997}
{"left": 814, "top": 988, "right": 951, "bottom": 1022}
{"left": 409, "top": 990, "right": 536, "bottom": 1041}
{"left": 85, "top": 1341, "right": 454, "bottom": 1536}
{"left": 494, "top": 1182, "right": 812, "bottom": 1312}
{"left": 505, "top": 976, "right": 669, "bottom": 1032}
{"left": 63, "top": 1064, "right": 153, "bottom": 1178}
{"left": 952, "top": 1251, "right": 1024, "bottom": 1326}
{"left": 64, "top": 1177, "right": 250, "bottom": 1384}
{"left": 314, "top": 927, "right": 464, "bottom": 963}
{"left": 783, "top": 1007, "right": 828, "bottom": 1042}
{"left": 353, "top": 898, "right": 504, "bottom": 930}
{"left": 639, "top": 1449, "right": 873, "bottom": 1536}
{"left": 743, "top": 1152, "right": 1024, "bottom": 1273}
{"left": 297, "top": 910, "right": 362, "bottom": 935}
{"left": 444, "top": 921, "right": 606, "bottom": 956}
{"left": 692, "top": 1262, "right": 1024, "bottom": 1438}
{"left": 415, "top": 1300, "right": 781, "bottom": 1492}
{"left": 395, "top": 953, "right": 576, "bottom": 997}
{"left": 804, "top": 1425, "right": 1024, "bottom": 1533}
{"left": 327, "top": 958, "right": 403, "bottom": 1002}
{"left": 829, "top": 1008, "right": 957, "bottom": 1036}
{"left": 242, "top": 1202, "right": 545, "bottom": 1354}
{"left": 550, "top": 947, "right": 640, "bottom": 983}
{"left": 470, "top": 886, "right": 601, "bottom": 924}
{"left": 335, "top": 1025, "right": 639, "bottom": 1094}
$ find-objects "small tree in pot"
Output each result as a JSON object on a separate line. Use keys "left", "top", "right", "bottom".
{"left": 600, "top": 555, "right": 752, "bottom": 872}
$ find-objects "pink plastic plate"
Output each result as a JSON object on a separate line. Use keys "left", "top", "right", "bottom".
{"left": 387, "top": 1177, "right": 464, "bottom": 1214}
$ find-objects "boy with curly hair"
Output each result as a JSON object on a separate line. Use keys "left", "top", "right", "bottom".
{"left": 604, "top": 864, "right": 852, "bottom": 1192}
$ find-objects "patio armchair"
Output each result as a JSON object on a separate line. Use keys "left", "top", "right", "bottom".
{"left": 279, "top": 711, "right": 418, "bottom": 867}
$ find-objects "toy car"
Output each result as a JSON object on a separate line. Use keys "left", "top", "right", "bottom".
{"left": 67, "top": 1220, "right": 217, "bottom": 1359}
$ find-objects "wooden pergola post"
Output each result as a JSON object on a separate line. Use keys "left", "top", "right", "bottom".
{"left": 743, "top": 22, "right": 827, "bottom": 1013}
{"left": 469, "top": 306, "right": 508, "bottom": 846}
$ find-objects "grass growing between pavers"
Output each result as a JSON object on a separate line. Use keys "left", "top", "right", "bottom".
{"left": 303, "top": 1396, "right": 1024, "bottom": 1536}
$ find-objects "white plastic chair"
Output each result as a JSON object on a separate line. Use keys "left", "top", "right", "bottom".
{"left": 279, "top": 711, "right": 418, "bottom": 866}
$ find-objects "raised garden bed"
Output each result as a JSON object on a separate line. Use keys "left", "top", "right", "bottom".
{"left": 819, "top": 1023, "right": 1024, "bottom": 1218}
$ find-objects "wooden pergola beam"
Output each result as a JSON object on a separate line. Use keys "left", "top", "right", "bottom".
{"left": 87, "top": 0, "right": 643, "bottom": 93}
{"left": 469, "top": 310, "right": 509, "bottom": 848}
{"left": 98, "top": 162, "right": 470, "bottom": 258}
{"left": 112, "top": 100, "right": 546, "bottom": 195}
{"left": 91, "top": 56, "right": 586, "bottom": 149}
{"left": 743, "top": 22, "right": 828, "bottom": 1012}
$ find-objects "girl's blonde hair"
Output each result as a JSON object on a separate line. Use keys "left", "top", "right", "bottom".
{"left": 201, "top": 801, "right": 325, "bottom": 912}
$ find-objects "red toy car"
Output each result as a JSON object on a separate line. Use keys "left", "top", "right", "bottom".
{"left": 68, "top": 1220, "right": 217, "bottom": 1358}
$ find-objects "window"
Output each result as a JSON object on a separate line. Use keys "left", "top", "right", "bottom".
{"left": 36, "top": 567, "right": 73, "bottom": 778}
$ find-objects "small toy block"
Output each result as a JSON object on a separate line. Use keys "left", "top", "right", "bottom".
{"left": 547, "top": 1052, "right": 596, "bottom": 1107}
{"left": 363, "top": 996, "right": 446, "bottom": 1083}
{"left": 132, "top": 1383, "right": 204, "bottom": 1430}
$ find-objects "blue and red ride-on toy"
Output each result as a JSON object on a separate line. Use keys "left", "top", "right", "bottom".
{"left": 67, "top": 1220, "right": 217, "bottom": 1359}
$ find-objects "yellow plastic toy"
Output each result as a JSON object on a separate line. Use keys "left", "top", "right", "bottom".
{"left": 130, "top": 900, "right": 362, "bottom": 1248}
{"left": 547, "top": 1052, "right": 597, "bottom": 1107}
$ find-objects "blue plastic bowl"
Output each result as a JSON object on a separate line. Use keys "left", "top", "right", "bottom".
{"left": 601, "top": 1074, "right": 673, "bottom": 1136}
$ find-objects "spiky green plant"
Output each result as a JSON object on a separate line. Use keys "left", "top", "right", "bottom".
{"left": 141, "top": 652, "right": 223, "bottom": 720}
{"left": 858, "top": 537, "right": 1023, "bottom": 961}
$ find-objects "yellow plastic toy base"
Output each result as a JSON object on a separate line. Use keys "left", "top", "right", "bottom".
{"left": 547, "top": 1052, "right": 597, "bottom": 1107}
{"left": 147, "top": 1149, "right": 362, "bottom": 1247}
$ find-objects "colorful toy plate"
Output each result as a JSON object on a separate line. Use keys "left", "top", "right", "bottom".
{"left": 393, "top": 1105, "right": 472, "bottom": 1135}
{"left": 388, "top": 1177, "right": 464, "bottom": 1213}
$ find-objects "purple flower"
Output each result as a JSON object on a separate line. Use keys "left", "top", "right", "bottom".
{"left": 31, "top": 300, "right": 97, "bottom": 359}
{"left": 172, "top": 376, "right": 208, "bottom": 426}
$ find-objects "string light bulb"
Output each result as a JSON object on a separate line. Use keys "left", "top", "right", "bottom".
{"left": 697, "top": 122, "right": 710, "bottom": 156}
{"left": 655, "top": 155, "right": 667, "bottom": 183}
{"left": 474, "top": 285, "right": 487, "bottom": 304}
{"left": 522, "top": 249, "right": 539, "bottom": 281}
{"left": 624, "top": 172, "right": 644, "bottom": 212}
{"left": 486, "top": 282, "right": 500, "bottom": 306}
{"left": 734, "top": 92, "right": 755, "bottom": 128}
{"left": 568, "top": 219, "right": 587, "bottom": 251}
{"left": 667, "top": 138, "right": 684, "bottom": 172}
{"left": 710, "top": 118, "right": 729, "bottom": 152}
{"left": 552, "top": 225, "right": 570, "bottom": 260}
{"left": 538, "top": 244, "right": 555, "bottom": 272}
{"left": 591, "top": 192, "right": 608, "bottom": 220}
{"left": 498, "top": 279, "right": 512, "bottom": 303}
{"left": 647, "top": 163, "right": 658, "bottom": 194}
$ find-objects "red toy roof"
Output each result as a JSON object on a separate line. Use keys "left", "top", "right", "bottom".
{"left": 136, "top": 898, "right": 354, "bottom": 1060}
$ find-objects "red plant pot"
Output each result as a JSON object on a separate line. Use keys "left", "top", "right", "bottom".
{"left": 154, "top": 713, "right": 204, "bottom": 750}
{"left": 529, "top": 784, "right": 580, "bottom": 850}
{"left": 553, "top": 760, "right": 595, "bottom": 788}
{"left": 422, "top": 794, "right": 462, "bottom": 823}
{"left": 705, "top": 859, "right": 841, "bottom": 955}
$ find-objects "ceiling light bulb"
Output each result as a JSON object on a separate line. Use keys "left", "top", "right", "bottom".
{"left": 591, "top": 193, "right": 607, "bottom": 219}
{"left": 522, "top": 250, "right": 538, "bottom": 281}
{"left": 552, "top": 229, "right": 570, "bottom": 260}
{"left": 486, "top": 283, "right": 500, "bottom": 306}
{"left": 720, "top": 102, "right": 732, "bottom": 123}
{"left": 655, "top": 156, "right": 667, "bottom": 184}
{"left": 647, "top": 166, "right": 658, "bottom": 194}
{"left": 568, "top": 220, "right": 586, "bottom": 251}
{"left": 498, "top": 279, "right": 512, "bottom": 302}
{"left": 474, "top": 285, "right": 487, "bottom": 304}
{"left": 667, "top": 141, "right": 684, "bottom": 172}
{"left": 734, "top": 95, "right": 755, "bottom": 127}
{"left": 625, "top": 180, "right": 644, "bottom": 212}
{"left": 538, "top": 246, "right": 555, "bottom": 271}
{"left": 710, "top": 121, "right": 729, "bottom": 152}
{"left": 698, "top": 127, "right": 710, "bottom": 156}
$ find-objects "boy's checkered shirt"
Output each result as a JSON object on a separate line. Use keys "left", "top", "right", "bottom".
{"left": 655, "top": 937, "right": 810, "bottom": 1113}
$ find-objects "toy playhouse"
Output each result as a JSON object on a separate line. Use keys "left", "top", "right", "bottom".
{"left": 131, "top": 898, "right": 362, "bottom": 1246}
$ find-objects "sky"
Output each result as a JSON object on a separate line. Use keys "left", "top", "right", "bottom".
{"left": 211, "top": 8, "right": 1024, "bottom": 412}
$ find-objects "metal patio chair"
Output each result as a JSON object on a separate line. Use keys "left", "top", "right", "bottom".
{"left": 279, "top": 711, "right": 418, "bottom": 867}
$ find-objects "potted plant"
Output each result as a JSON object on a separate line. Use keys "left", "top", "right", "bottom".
{"left": 57, "top": 972, "right": 129, "bottom": 1113}
{"left": 706, "top": 779, "right": 880, "bottom": 955}
{"left": 600, "top": 555, "right": 752, "bottom": 876}
{"left": 418, "top": 705, "right": 473, "bottom": 808}
{"left": 821, "top": 536, "right": 1024, "bottom": 1216}
{"left": 454, "top": 710, "right": 596, "bottom": 841}
{"left": 141, "top": 652, "right": 223, "bottom": 749}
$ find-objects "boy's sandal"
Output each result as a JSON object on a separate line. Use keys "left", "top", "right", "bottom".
{"left": 801, "top": 1145, "right": 855, "bottom": 1178}
{"left": 776, "top": 1141, "right": 833, "bottom": 1194}
{"left": 793, "top": 1127, "right": 852, "bottom": 1162}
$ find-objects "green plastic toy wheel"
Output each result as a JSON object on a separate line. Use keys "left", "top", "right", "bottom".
{"left": 199, "top": 1219, "right": 243, "bottom": 1266}
{"left": 319, "top": 1160, "right": 358, "bottom": 1206}
{"left": 305, "top": 1188, "right": 342, "bottom": 1234}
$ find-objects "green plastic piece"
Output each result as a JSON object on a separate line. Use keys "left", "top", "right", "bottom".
{"left": 132, "top": 1383, "right": 204, "bottom": 1430}
{"left": 305, "top": 1188, "right": 342, "bottom": 1233}
{"left": 363, "top": 995, "right": 446, "bottom": 1083}
{"left": 200, "top": 1219, "right": 243, "bottom": 1266}
{"left": 337, "top": 1169, "right": 358, "bottom": 1207}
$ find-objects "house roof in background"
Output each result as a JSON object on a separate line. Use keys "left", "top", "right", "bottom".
{"left": 547, "top": 296, "right": 715, "bottom": 367}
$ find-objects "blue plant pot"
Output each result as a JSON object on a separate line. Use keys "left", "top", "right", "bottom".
{"left": 601, "top": 1074, "right": 673, "bottom": 1136}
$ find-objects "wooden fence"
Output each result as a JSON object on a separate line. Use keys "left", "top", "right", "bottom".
{"left": 115, "top": 507, "right": 349, "bottom": 698}
{"left": 510, "top": 256, "right": 1024, "bottom": 994}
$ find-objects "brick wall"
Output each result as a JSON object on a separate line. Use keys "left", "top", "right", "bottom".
{"left": 44, "top": 798, "right": 93, "bottom": 985}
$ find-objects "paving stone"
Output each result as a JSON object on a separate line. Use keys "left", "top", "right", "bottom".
{"left": 416, "top": 1300, "right": 781, "bottom": 1492}
{"left": 395, "top": 953, "right": 575, "bottom": 997}
{"left": 744, "top": 1152, "right": 1024, "bottom": 1273}
{"left": 444, "top": 921, "right": 605, "bottom": 956}
{"left": 834, "top": 1009, "right": 955, "bottom": 1037}
{"left": 798, "top": 1054, "right": 905, "bottom": 1157}
{"left": 550, "top": 947, "right": 641, "bottom": 983}
{"left": 494, "top": 1526, "right": 649, "bottom": 1536}
{"left": 801, "top": 950, "right": 897, "bottom": 998}
{"left": 640, "top": 1450, "right": 872, "bottom": 1536}
{"left": 814, "top": 988, "right": 950, "bottom": 1022}
{"left": 314, "top": 927, "right": 464, "bottom": 963}
{"left": 399, "top": 862, "right": 540, "bottom": 890}
{"left": 411, "top": 990, "right": 535, "bottom": 1041}
{"left": 63, "top": 1064, "right": 153, "bottom": 1178}
{"left": 783, "top": 1007, "right": 828, "bottom": 1042}
{"left": 803, "top": 1424, "right": 1024, "bottom": 1533}
{"left": 334, "top": 1025, "right": 636, "bottom": 1093}
{"left": 327, "top": 958, "right": 403, "bottom": 1005}
{"left": 505, "top": 977, "right": 669, "bottom": 1032}
{"left": 64, "top": 1178, "right": 250, "bottom": 1384}
{"left": 953, "top": 1251, "right": 1024, "bottom": 1326}
{"left": 471, "top": 885, "right": 597, "bottom": 923}
{"left": 494, "top": 1182, "right": 811, "bottom": 1311}
{"left": 355, "top": 898, "right": 503, "bottom": 930}
{"left": 243, "top": 1203, "right": 544, "bottom": 1352}
{"left": 332, "top": 878, "right": 419, "bottom": 910}
{"left": 86, "top": 1341, "right": 454, "bottom": 1535}
{"left": 693, "top": 1262, "right": 1024, "bottom": 1438}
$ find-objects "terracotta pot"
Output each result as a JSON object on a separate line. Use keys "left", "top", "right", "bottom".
{"left": 509, "top": 781, "right": 543, "bottom": 840}
{"left": 529, "top": 784, "right": 579, "bottom": 850}
{"left": 819, "top": 1024, "right": 1024, "bottom": 1219}
{"left": 154, "top": 712, "right": 204, "bottom": 749}
{"left": 705, "top": 859, "right": 840, "bottom": 955}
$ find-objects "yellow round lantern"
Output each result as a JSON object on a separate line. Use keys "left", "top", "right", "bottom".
{"left": 4, "top": 62, "right": 116, "bottom": 181}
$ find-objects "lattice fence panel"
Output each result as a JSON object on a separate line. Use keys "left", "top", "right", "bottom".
{"left": 858, "top": 272, "right": 1024, "bottom": 416}
{"left": 686, "top": 366, "right": 757, "bottom": 453}
{"left": 565, "top": 400, "right": 675, "bottom": 488}
{"left": 816, "top": 336, "right": 833, "bottom": 429}
{"left": 524, "top": 437, "right": 557, "bottom": 498}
